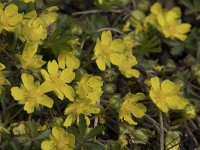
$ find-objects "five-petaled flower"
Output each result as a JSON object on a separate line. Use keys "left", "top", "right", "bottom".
{"left": 41, "top": 60, "right": 75, "bottom": 101}
{"left": 11, "top": 73, "right": 54, "bottom": 113}
{"left": 63, "top": 99, "right": 100, "bottom": 127}
{"left": 119, "top": 92, "right": 147, "bottom": 125}
{"left": 41, "top": 127, "right": 75, "bottom": 150}
{"left": 149, "top": 77, "right": 188, "bottom": 113}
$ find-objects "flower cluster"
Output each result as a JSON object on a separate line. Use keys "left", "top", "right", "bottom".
{"left": 0, "top": 1, "right": 198, "bottom": 149}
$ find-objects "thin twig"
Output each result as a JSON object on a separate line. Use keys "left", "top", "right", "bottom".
{"left": 97, "top": 28, "right": 124, "bottom": 34}
{"left": 72, "top": 9, "right": 123, "bottom": 16}
{"left": 144, "top": 114, "right": 167, "bottom": 132}
{"left": 185, "top": 122, "right": 200, "bottom": 147}
{"left": 159, "top": 111, "right": 164, "bottom": 150}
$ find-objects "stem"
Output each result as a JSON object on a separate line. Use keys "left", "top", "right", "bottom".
{"left": 159, "top": 111, "right": 164, "bottom": 150}
{"left": 72, "top": 9, "right": 123, "bottom": 16}
{"left": 185, "top": 122, "right": 200, "bottom": 147}
{"left": 97, "top": 28, "right": 124, "bottom": 35}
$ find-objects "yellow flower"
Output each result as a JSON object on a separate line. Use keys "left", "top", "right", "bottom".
{"left": 41, "top": 127, "right": 75, "bottom": 150}
{"left": 0, "top": 3, "right": 23, "bottom": 32}
{"left": 63, "top": 99, "right": 100, "bottom": 127}
{"left": 40, "top": 6, "right": 59, "bottom": 27}
{"left": 76, "top": 74, "right": 103, "bottom": 103}
{"left": 17, "top": 43, "right": 46, "bottom": 71}
{"left": 110, "top": 53, "right": 140, "bottom": 78}
{"left": 149, "top": 77, "right": 188, "bottom": 113}
{"left": 119, "top": 134, "right": 128, "bottom": 148}
{"left": 94, "top": 30, "right": 125, "bottom": 71}
{"left": 17, "top": 15, "right": 47, "bottom": 43}
{"left": 119, "top": 92, "right": 146, "bottom": 125}
{"left": 165, "top": 131, "right": 180, "bottom": 150}
{"left": 149, "top": 2, "right": 191, "bottom": 41}
{"left": 11, "top": 73, "right": 54, "bottom": 113}
{"left": 41, "top": 60, "right": 75, "bottom": 101}
{"left": 0, "top": 63, "right": 9, "bottom": 86}
{"left": 58, "top": 50, "right": 80, "bottom": 70}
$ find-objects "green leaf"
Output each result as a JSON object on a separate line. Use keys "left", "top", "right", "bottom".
{"left": 85, "top": 125, "right": 104, "bottom": 140}
{"left": 79, "top": 114, "right": 87, "bottom": 139}
{"left": 34, "top": 129, "right": 51, "bottom": 140}
{"left": 84, "top": 142, "right": 104, "bottom": 150}
{"left": 106, "top": 142, "right": 121, "bottom": 150}
{"left": 27, "top": 121, "right": 38, "bottom": 138}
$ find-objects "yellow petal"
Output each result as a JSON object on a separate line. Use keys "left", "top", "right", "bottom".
{"left": 47, "top": 60, "right": 58, "bottom": 75}
{"left": 110, "top": 39, "right": 125, "bottom": 52}
{"left": 166, "top": 7, "right": 181, "bottom": 23}
{"left": 0, "top": 63, "right": 5, "bottom": 70}
{"left": 38, "top": 81, "right": 54, "bottom": 94}
{"left": 24, "top": 101, "right": 35, "bottom": 113}
{"left": 63, "top": 114, "right": 74, "bottom": 127}
{"left": 110, "top": 53, "right": 124, "bottom": 66}
{"left": 52, "top": 127, "right": 64, "bottom": 139}
{"left": 41, "top": 140, "right": 54, "bottom": 150}
{"left": 58, "top": 52, "right": 66, "bottom": 69}
{"left": 132, "top": 103, "right": 147, "bottom": 118}
{"left": 61, "top": 85, "right": 74, "bottom": 101}
{"left": 11, "top": 87, "right": 25, "bottom": 100}
{"left": 61, "top": 68, "right": 75, "bottom": 83}
{"left": 101, "top": 30, "right": 112, "bottom": 46}
{"left": 131, "top": 93, "right": 145, "bottom": 102}
{"left": 151, "top": 2, "right": 162, "bottom": 14}
{"left": 177, "top": 23, "right": 191, "bottom": 34}
{"left": 37, "top": 95, "right": 54, "bottom": 108}
{"left": 161, "top": 80, "right": 175, "bottom": 94}
{"left": 124, "top": 115, "right": 137, "bottom": 125}
{"left": 151, "top": 77, "right": 160, "bottom": 90}
{"left": 126, "top": 69, "right": 140, "bottom": 78}
{"left": 54, "top": 88, "right": 64, "bottom": 100}
{"left": 41, "top": 69, "right": 50, "bottom": 81}
{"left": 66, "top": 55, "right": 80, "bottom": 70}
{"left": 21, "top": 73, "right": 35, "bottom": 90}
{"left": 157, "top": 102, "right": 169, "bottom": 113}
{"left": 96, "top": 58, "right": 106, "bottom": 71}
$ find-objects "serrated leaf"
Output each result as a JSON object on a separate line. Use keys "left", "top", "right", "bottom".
{"left": 85, "top": 126, "right": 104, "bottom": 140}
{"left": 27, "top": 121, "right": 38, "bottom": 138}
{"left": 106, "top": 142, "right": 121, "bottom": 150}
{"left": 84, "top": 142, "right": 104, "bottom": 150}
{"left": 170, "top": 45, "right": 184, "bottom": 56}
{"left": 79, "top": 114, "right": 87, "bottom": 140}
{"left": 34, "top": 129, "right": 51, "bottom": 141}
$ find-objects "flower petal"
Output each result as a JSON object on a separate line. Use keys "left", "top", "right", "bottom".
{"left": 101, "top": 30, "right": 112, "bottom": 46}
{"left": 61, "top": 85, "right": 74, "bottom": 101}
{"left": 21, "top": 73, "right": 35, "bottom": 90}
{"left": 151, "top": 77, "right": 160, "bottom": 90}
{"left": 11, "top": 87, "right": 25, "bottom": 100}
{"left": 47, "top": 60, "right": 58, "bottom": 75}
{"left": 24, "top": 101, "right": 35, "bottom": 113}
{"left": 37, "top": 95, "right": 54, "bottom": 108}
{"left": 63, "top": 114, "right": 74, "bottom": 127}
{"left": 61, "top": 68, "right": 75, "bottom": 83}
